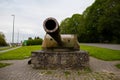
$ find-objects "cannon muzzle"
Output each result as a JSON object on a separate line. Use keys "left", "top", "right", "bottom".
{"left": 43, "top": 17, "right": 62, "bottom": 46}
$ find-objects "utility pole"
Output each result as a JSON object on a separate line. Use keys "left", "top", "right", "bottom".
{"left": 11, "top": 14, "right": 15, "bottom": 44}
{"left": 17, "top": 30, "right": 19, "bottom": 44}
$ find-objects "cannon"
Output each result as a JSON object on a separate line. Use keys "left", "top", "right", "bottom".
{"left": 42, "top": 17, "right": 80, "bottom": 51}
{"left": 30, "top": 17, "right": 89, "bottom": 69}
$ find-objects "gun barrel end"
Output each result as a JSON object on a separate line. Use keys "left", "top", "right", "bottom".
{"left": 43, "top": 17, "right": 59, "bottom": 33}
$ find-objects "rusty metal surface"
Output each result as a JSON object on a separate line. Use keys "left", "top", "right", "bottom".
{"left": 42, "top": 34, "right": 79, "bottom": 50}
{"left": 42, "top": 17, "right": 80, "bottom": 50}
{"left": 43, "top": 17, "right": 62, "bottom": 46}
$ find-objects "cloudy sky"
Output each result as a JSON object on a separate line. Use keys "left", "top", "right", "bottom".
{"left": 0, "top": 0, "right": 95, "bottom": 43}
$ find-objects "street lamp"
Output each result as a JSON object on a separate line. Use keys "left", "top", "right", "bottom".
{"left": 11, "top": 14, "right": 15, "bottom": 44}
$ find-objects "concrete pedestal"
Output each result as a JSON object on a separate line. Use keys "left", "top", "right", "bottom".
{"left": 31, "top": 50, "right": 89, "bottom": 69}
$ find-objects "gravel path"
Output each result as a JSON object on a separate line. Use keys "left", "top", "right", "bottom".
{"left": 0, "top": 57, "right": 120, "bottom": 80}
{"left": 80, "top": 43, "right": 120, "bottom": 50}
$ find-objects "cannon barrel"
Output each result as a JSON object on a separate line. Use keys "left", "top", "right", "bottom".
{"left": 43, "top": 17, "right": 62, "bottom": 46}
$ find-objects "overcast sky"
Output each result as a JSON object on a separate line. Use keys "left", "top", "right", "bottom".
{"left": 0, "top": 0, "right": 95, "bottom": 43}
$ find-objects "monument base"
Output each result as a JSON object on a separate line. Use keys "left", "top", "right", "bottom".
{"left": 31, "top": 50, "right": 89, "bottom": 69}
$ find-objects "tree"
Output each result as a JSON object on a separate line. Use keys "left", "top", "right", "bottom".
{"left": 60, "top": 18, "right": 71, "bottom": 34}
{"left": 60, "top": 0, "right": 120, "bottom": 43}
{"left": 0, "top": 32, "right": 7, "bottom": 46}
{"left": 60, "top": 14, "right": 85, "bottom": 42}
{"left": 28, "top": 37, "right": 32, "bottom": 40}
{"left": 83, "top": 0, "right": 120, "bottom": 43}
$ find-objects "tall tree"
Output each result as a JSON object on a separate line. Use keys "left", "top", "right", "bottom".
{"left": 0, "top": 32, "right": 7, "bottom": 46}
{"left": 83, "top": 0, "right": 120, "bottom": 43}
{"left": 60, "top": 18, "right": 71, "bottom": 34}
{"left": 60, "top": 0, "right": 120, "bottom": 43}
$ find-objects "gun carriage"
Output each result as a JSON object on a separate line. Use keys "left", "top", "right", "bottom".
{"left": 30, "top": 17, "right": 89, "bottom": 69}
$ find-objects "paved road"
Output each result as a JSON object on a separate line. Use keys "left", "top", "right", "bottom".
{"left": 0, "top": 46, "right": 21, "bottom": 54}
{"left": 80, "top": 43, "right": 120, "bottom": 50}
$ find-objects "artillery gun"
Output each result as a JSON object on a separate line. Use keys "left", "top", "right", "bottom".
{"left": 30, "top": 17, "right": 89, "bottom": 69}
{"left": 42, "top": 17, "right": 79, "bottom": 51}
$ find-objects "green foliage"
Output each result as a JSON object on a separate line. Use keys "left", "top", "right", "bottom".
{"left": 77, "top": 67, "right": 92, "bottom": 75}
{"left": 60, "top": 14, "right": 84, "bottom": 35}
{"left": 0, "top": 62, "right": 11, "bottom": 68}
{"left": 115, "top": 64, "right": 120, "bottom": 69}
{"left": 27, "top": 39, "right": 43, "bottom": 46}
{"left": 23, "top": 37, "right": 43, "bottom": 46}
{"left": 64, "top": 71, "right": 71, "bottom": 76}
{"left": 83, "top": 0, "right": 120, "bottom": 43}
{"left": 46, "top": 71, "right": 52, "bottom": 74}
{"left": 60, "top": 18, "right": 71, "bottom": 34}
{"left": 0, "top": 45, "right": 41, "bottom": 60}
{"left": 80, "top": 45, "right": 120, "bottom": 61}
{"left": 60, "top": 0, "right": 120, "bottom": 43}
{"left": 0, "top": 32, "right": 7, "bottom": 46}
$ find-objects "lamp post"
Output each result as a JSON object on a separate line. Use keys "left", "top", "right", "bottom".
{"left": 17, "top": 30, "right": 19, "bottom": 44}
{"left": 11, "top": 15, "right": 15, "bottom": 44}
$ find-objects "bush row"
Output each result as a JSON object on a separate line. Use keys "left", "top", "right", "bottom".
{"left": 23, "top": 39, "right": 43, "bottom": 46}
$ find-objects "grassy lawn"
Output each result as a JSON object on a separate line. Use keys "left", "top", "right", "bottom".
{"left": 115, "top": 64, "right": 120, "bottom": 69}
{"left": 0, "top": 62, "right": 11, "bottom": 68}
{"left": 80, "top": 45, "right": 120, "bottom": 61}
{"left": 0, "top": 45, "right": 120, "bottom": 61}
{"left": 0, "top": 45, "right": 41, "bottom": 60}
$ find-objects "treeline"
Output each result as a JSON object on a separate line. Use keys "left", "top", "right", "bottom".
{"left": 23, "top": 37, "right": 43, "bottom": 46}
{"left": 0, "top": 32, "right": 7, "bottom": 46}
{"left": 60, "top": 0, "right": 120, "bottom": 43}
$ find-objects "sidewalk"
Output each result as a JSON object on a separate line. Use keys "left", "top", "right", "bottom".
{"left": 0, "top": 46, "right": 21, "bottom": 54}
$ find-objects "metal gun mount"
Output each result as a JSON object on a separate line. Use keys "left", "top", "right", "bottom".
{"left": 29, "top": 17, "right": 89, "bottom": 69}
{"left": 42, "top": 17, "right": 80, "bottom": 51}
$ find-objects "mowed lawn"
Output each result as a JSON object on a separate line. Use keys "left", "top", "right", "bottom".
{"left": 0, "top": 45, "right": 120, "bottom": 61}
{"left": 0, "top": 45, "right": 41, "bottom": 60}
{"left": 80, "top": 44, "right": 120, "bottom": 61}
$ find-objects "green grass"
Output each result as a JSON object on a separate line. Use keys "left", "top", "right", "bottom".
{"left": 0, "top": 44, "right": 120, "bottom": 61}
{"left": 0, "top": 45, "right": 41, "bottom": 60}
{"left": 64, "top": 71, "right": 71, "bottom": 76}
{"left": 0, "top": 62, "right": 11, "bottom": 68}
{"left": 46, "top": 71, "right": 52, "bottom": 74}
{"left": 115, "top": 64, "right": 120, "bottom": 69}
{"left": 80, "top": 45, "right": 120, "bottom": 61}
{"left": 78, "top": 67, "right": 92, "bottom": 75}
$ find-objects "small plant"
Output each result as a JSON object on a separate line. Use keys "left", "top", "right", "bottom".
{"left": 77, "top": 67, "right": 92, "bottom": 75}
{"left": 0, "top": 62, "right": 11, "bottom": 68}
{"left": 46, "top": 71, "right": 52, "bottom": 75}
{"left": 115, "top": 64, "right": 120, "bottom": 69}
{"left": 77, "top": 71, "right": 81, "bottom": 75}
{"left": 84, "top": 67, "right": 92, "bottom": 73}
{"left": 64, "top": 71, "right": 71, "bottom": 77}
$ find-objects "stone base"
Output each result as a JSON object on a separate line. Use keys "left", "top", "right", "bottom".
{"left": 31, "top": 50, "right": 89, "bottom": 69}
